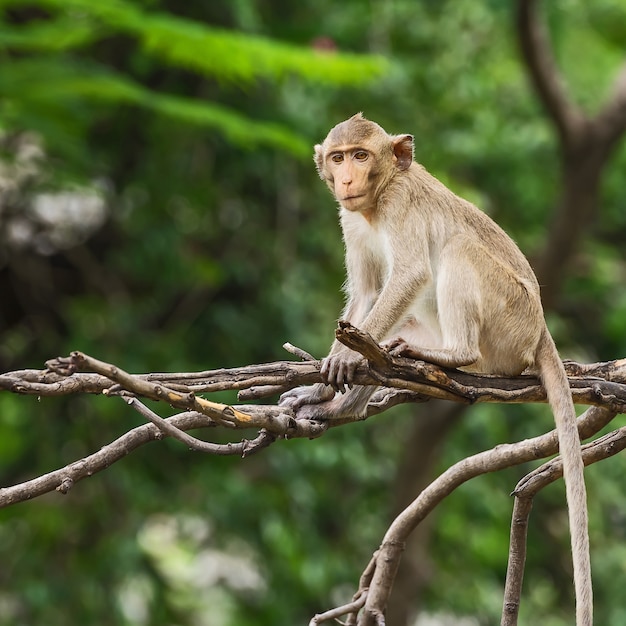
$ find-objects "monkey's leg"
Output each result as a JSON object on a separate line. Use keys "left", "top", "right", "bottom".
{"left": 295, "top": 385, "right": 376, "bottom": 421}
{"left": 388, "top": 246, "right": 483, "bottom": 369}
{"left": 387, "top": 340, "right": 479, "bottom": 369}
{"left": 279, "top": 383, "right": 335, "bottom": 410}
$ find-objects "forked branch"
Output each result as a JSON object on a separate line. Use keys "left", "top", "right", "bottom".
{"left": 312, "top": 406, "right": 617, "bottom": 625}
{"left": 1, "top": 324, "right": 625, "bottom": 625}
{"left": 1, "top": 323, "right": 625, "bottom": 510}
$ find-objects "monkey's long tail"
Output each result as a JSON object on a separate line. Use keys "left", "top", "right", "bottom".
{"left": 536, "top": 327, "right": 592, "bottom": 626}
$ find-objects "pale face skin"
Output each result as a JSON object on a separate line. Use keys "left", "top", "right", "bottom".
{"left": 325, "top": 145, "right": 376, "bottom": 214}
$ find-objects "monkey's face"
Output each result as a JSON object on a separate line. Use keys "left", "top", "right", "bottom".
{"left": 313, "top": 115, "right": 414, "bottom": 215}
{"left": 321, "top": 146, "right": 378, "bottom": 212}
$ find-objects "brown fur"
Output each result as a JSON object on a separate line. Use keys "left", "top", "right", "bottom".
{"left": 280, "top": 114, "right": 592, "bottom": 624}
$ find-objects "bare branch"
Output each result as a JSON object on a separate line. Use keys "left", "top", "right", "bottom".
{"left": 0, "top": 409, "right": 282, "bottom": 509}
{"left": 516, "top": 0, "right": 587, "bottom": 147}
{"left": 336, "top": 324, "right": 626, "bottom": 412}
{"left": 357, "top": 406, "right": 616, "bottom": 623}
{"left": 6, "top": 335, "right": 626, "bottom": 414}
{"left": 596, "top": 61, "right": 626, "bottom": 149}
{"left": 313, "top": 406, "right": 617, "bottom": 624}
{"left": 1, "top": 332, "right": 624, "bottom": 521}
{"left": 0, "top": 412, "right": 200, "bottom": 507}
{"left": 502, "top": 497, "right": 534, "bottom": 625}
{"left": 283, "top": 342, "right": 317, "bottom": 362}
{"left": 0, "top": 369, "right": 112, "bottom": 395}
{"left": 513, "top": 423, "right": 626, "bottom": 497}
{"left": 127, "top": 397, "right": 277, "bottom": 455}
{"left": 1, "top": 331, "right": 625, "bottom": 623}
{"left": 501, "top": 421, "right": 626, "bottom": 624}
{"left": 309, "top": 590, "right": 367, "bottom": 626}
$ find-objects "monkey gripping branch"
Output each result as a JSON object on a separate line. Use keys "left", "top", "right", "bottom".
{"left": 0, "top": 323, "right": 625, "bottom": 626}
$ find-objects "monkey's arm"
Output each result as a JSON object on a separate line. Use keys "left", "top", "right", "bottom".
{"left": 317, "top": 240, "right": 384, "bottom": 392}
{"left": 322, "top": 244, "right": 431, "bottom": 392}
{"left": 279, "top": 275, "right": 378, "bottom": 405}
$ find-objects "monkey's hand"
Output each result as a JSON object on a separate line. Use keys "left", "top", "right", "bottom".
{"left": 279, "top": 383, "right": 335, "bottom": 411}
{"left": 320, "top": 350, "right": 364, "bottom": 393}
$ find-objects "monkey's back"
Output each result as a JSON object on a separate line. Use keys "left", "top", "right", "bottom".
{"left": 406, "top": 162, "right": 541, "bottom": 292}
{"left": 399, "top": 163, "right": 546, "bottom": 374}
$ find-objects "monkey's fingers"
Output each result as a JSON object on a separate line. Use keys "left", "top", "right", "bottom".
{"left": 343, "top": 361, "right": 356, "bottom": 390}
{"left": 335, "top": 366, "right": 347, "bottom": 394}
{"left": 321, "top": 357, "right": 345, "bottom": 393}
{"left": 278, "top": 391, "right": 302, "bottom": 410}
{"left": 319, "top": 357, "right": 331, "bottom": 384}
{"left": 330, "top": 362, "right": 346, "bottom": 394}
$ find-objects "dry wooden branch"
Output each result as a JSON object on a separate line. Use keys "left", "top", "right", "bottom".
{"left": 1, "top": 325, "right": 626, "bottom": 512}
{"left": 502, "top": 496, "right": 534, "bottom": 625}
{"left": 1, "top": 323, "right": 626, "bottom": 625}
{"left": 3, "top": 327, "right": 625, "bottom": 411}
{"left": 0, "top": 411, "right": 226, "bottom": 507}
{"left": 501, "top": 419, "right": 626, "bottom": 625}
{"left": 312, "top": 406, "right": 617, "bottom": 625}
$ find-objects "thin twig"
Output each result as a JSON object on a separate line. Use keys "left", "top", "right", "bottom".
{"left": 0, "top": 410, "right": 279, "bottom": 509}
{"left": 283, "top": 342, "right": 317, "bottom": 362}
{"left": 501, "top": 497, "right": 533, "bottom": 625}
{"left": 309, "top": 590, "right": 368, "bottom": 626}
{"left": 127, "top": 397, "right": 276, "bottom": 456}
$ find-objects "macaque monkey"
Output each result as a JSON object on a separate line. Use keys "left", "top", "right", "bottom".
{"left": 279, "top": 113, "right": 592, "bottom": 624}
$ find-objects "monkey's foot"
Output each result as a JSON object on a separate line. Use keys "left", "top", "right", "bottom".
{"left": 294, "top": 392, "right": 370, "bottom": 421}
{"left": 383, "top": 338, "right": 420, "bottom": 359}
{"left": 294, "top": 403, "right": 329, "bottom": 421}
{"left": 279, "top": 383, "right": 335, "bottom": 409}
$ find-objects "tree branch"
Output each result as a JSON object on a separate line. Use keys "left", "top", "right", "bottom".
{"left": 595, "top": 61, "right": 626, "bottom": 151}
{"left": 0, "top": 324, "right": 625, "bottom": 510}
{"left": 1, "top": 325, "right": 625, "bottom": 623}
{"left": 517, "top": 1, "right": 626, "bottom": 305}
{"left": 501, "top": 496, "right": 534, "bottom": 625}
{"left": 516, "top": 0, "right": 587, "bottom": 148}
{"left": 501, "top": 421, "right": 626, "bottom": 625}
{"left": 313, "top": 406, "right": 616, "bottom": 625}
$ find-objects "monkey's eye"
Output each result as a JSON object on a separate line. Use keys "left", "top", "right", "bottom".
{"left": 330, "top": 153, "right": 344, "bottom": 163}
{"left": 353, "top": 151, "right": 368, "bottom": 161}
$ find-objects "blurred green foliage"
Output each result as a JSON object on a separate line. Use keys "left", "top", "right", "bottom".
{"left": 0, "top": 1, "right": 625, "bottom": 625}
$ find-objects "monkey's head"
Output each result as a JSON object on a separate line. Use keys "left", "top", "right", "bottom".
{"left": 314, "top": 113, "right": 414, "bottom": 213}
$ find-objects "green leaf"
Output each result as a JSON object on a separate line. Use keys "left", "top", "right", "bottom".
{"left": 0, "top": 59, "right": 310, "bottom": 155}
{"left": 0, "top": 17, "right": 99, "bottom": 51}
{"left": 1, "top": 0, "right": 388, "bottom": 86}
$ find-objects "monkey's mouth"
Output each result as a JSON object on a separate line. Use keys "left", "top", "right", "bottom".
{"left": 341, "top": 194, "right": 365, "bottom": 201}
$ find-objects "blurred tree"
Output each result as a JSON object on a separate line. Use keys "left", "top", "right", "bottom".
{"left": 0, "top": 1, "right": 625, "bottom": 625}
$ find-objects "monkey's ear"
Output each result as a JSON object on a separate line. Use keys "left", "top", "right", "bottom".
{"left": 314, "top": 144, "right": 325, "bottom": 179}
{"left": 392, "top": 134, "right": 414, "bottom": 171}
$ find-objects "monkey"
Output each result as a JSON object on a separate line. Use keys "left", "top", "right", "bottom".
{"left": 279, "top": 113, "right": 592, "bottom": 624}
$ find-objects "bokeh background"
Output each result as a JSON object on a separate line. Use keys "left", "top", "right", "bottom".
{"left": 1, "top": 1, "right": 626, "bottom": 624}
